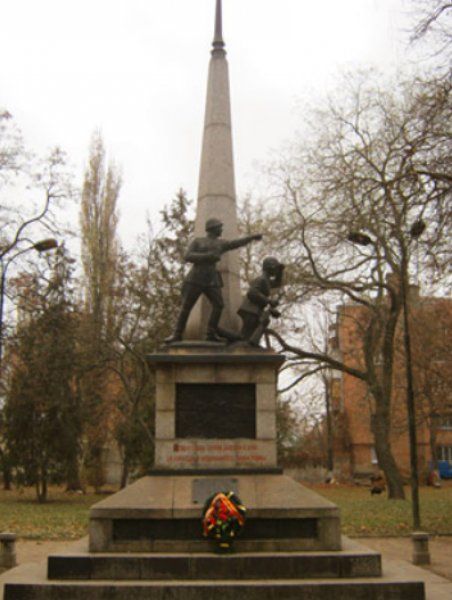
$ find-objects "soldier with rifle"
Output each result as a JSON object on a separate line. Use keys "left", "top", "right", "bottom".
{"left": 165, "top": 218, "right": 262, "bottom": 343}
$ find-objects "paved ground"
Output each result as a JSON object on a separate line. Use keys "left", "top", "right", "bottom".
{"left": 361, "top": 536, "right": 452, "bottom": 583}
{"left": 15, "top": 540, "right": 77, "bottom": 565}
{"left": 1, "top": 536, "right": 451, "bottom": 599}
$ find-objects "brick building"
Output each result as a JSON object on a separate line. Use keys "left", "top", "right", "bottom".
{"left": 328, "top": 287, "right": 452, "bottom": 480}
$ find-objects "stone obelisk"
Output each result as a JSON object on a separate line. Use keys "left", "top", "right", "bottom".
{"left": 185, "top": 0, "right": 241, "bottom": 339}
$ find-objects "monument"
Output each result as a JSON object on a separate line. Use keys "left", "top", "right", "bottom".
{"left": 3, "top": 1, "right": 425, "bottom": 597}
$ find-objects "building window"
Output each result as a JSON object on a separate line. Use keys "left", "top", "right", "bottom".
{"left": 437, "top": 446, "right": 452, "bottom": 462}
{"left": 370, "top": 447, "right": 378, "bottom": 465}
{"left": 438, "top": 414, "right": 452, "bottom": 430}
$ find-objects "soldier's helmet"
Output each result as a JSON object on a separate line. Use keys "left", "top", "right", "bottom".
{"left": 205, "top": 218, "right": 223, "bottom": 231}
{"left": 263, "top": 257, "right": 282, "bottom": 271}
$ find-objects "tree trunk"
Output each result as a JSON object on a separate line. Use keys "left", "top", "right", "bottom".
{"left": 324, "top": 377, "right": 334, "bottom": 473}
{"left": 36, "top": 476, "right": 48, "bottom": 503}
{"left": 34, "top": 461, "right": 48, "bottom": 503}
{"left": 42, "top": 475, "right": 48, "bottom": 503}
{"left": 371, "top": 413, "right": 405, "bottom": 499}
{"left": 65, "top": 455, "right": 83, "bottom": 492}
{"left": 120, "top": 456, "right": 129, "bottom": 489}
{"left": 1, "top": 453, "right": 12, "bottom": 490}
{"left": 429, "top": 421, "right": 439, "bottom": 471}
{"left": 85, "top": 445, "right": 106, "bottom": 493}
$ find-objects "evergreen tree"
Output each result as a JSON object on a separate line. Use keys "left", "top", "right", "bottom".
{"left": 4, "top": 247, "right": 80, "bottom": 502}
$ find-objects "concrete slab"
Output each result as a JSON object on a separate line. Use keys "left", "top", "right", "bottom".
{"left": 235, "top": 473, "right": 257, "bottom": 507}
{"left": 155, "top": 383, "right": 175, "bottom": 410}
{"left": 252, "top": 475, "right": 339, "bottom": 517}
{"left": 3, "top": 537, "right": 444, "bottom": 599}
{"left": 47, "top": 541, "right": 383, "bottom": 581}
{"left": 90, "top": 474, "right": 338, "bottom": 520}
{"left": 256, "top": 410, "right": 276, "bottom": 439}
{"left": 256, "top": 383, "right": 277, "bottom": 410}
{"left": 90, "top": 477, "right": 174, "bottom": 519}
{"left": 88, "top": 474, "right": 342, "bottom": 552}
{"left": 0, "top": 573, "right": 426, "bottom": 600}
{"left": 154, "top": 410, "right": 175, "bottom": 439}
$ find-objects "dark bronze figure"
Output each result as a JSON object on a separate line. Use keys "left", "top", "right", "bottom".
{"left": 166, "top": 218, "right": 262, "bottom": 343}
{"left": 238, "top": 257, "right": 284, "bottom": 346}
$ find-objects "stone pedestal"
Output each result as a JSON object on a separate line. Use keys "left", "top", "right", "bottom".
{"left": 86, "top": 344, "right": 343, "bottom": 554}
{"left": 412, "top": 532, "right": 431, "bottom": 565}
{"left": 88, "top": 473, "right": 341, "bottom": 553}
{"left": 149, "top": 344, "right": 283, "bottom": 472}
{"left": 0, "top": 533, "right": 17, "bottom": 569}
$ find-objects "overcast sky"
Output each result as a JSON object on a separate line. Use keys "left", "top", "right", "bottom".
{"left": 1, "top": 0, "right": 416, "bottom": 245}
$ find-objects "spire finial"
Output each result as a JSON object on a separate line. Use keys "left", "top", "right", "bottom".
{"left": 212, "top": 0, "right": 225, "bottom": 54}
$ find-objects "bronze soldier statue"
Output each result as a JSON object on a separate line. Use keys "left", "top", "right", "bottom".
{"left": 238, "top": 257, "right": 285, "bottom": 346}
{"left": 165, "top": 218, "right": 262, "bottom": 343}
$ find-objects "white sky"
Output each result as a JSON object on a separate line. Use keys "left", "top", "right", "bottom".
{"left": 0, "top": 0, "right": 415, "bottom": 246}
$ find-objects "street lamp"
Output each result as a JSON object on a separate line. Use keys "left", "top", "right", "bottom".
{"left": 347, "top": 225, "right": 425, "bottom": 534}
{"left": 32, "top": 239, "right": 59, "bottom": 253}
{"left": 0, "top": 238, "right": 58, "bottom": 367}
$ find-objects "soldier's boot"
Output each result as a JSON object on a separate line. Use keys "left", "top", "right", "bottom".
{"left": 164, "top": 332, "right": 183, "bottom": 344}
{"left": 216, "top": 326, "right": 241, "bottom": 343}
{"left": 206, "top": 305, "right": 225, "bottom": 342}
{"left": 164, "top": 311, "right": 188, "bottom": 344}
{"left": 248, "top": 315, "right": 271, "bottom": 347}
{"left": 240, "top": 314, "right": 259, "bottom": 342}
{"left": 206, "top": 328, "right": 225, "bottom": 343}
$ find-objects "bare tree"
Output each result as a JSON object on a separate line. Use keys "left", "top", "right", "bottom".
{"left": 105, "top": 191, "right": 194, "bottom": 487}
{"left": 264, "top": 71, "right": 451, "bottom": 499}
{"left": 410, "top": 0, "right": 452, "bottom": 48}
{"left": 0, "top": 110, "right": 24, "bottom": 179}
{"left": 0, "top": 129, "right": 72, "bottom": 365}
{"left": 0, "top": 111, "right": 73, "bottom": 489}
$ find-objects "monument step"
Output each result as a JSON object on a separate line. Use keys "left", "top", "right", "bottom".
{"left": 4, "top": 579, "right": 425, "bottom": 600}
{"left": 101, "top": 538, "right": 341, "bottom": 553}
{"left": 97, "top": 515, "right": 339, "bottom": 553}
{"left": 47, "top": 549, "right": 382, "bottom": 581}
{"left": 88, "top": 474, "right": 341, "bottom": 552}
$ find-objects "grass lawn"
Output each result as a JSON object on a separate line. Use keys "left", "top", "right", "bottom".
{"left": 307, "top": 481, "right": 452, "bottom": 537}
{"left": 1, "top": 482, "right": 451, "bottom": 541}
{"left": 0, "top": 487, "right": 105, "bottom": 540}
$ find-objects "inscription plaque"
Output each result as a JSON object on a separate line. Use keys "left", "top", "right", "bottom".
{"left": 176, "top": 383, "right": 256, "bottom": 439}
{"left": 192, "top": 478, "right": 239, "bottom": 504}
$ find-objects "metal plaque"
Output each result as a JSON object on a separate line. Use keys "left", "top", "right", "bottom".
{"left": 192, "top": 477, "right": 239, "bottom": 505}
{"left": 176, "top": 383, "right": 256, "bottom": 439}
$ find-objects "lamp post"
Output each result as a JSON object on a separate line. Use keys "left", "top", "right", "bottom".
{"left": 0, "top": 238, "right": 58, "bottom": 368}
{"left": 399, "top": 243, "right": 421, "bottom": 530}
{"left": 347, "top": 226, "right": 424, "bottom": 534}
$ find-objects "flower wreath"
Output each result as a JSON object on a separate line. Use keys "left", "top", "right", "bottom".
{"left": 202, "top": 490, "right": 246, "bottom": 551}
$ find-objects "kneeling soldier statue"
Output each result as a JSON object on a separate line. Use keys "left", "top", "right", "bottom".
{"left": 165, "top": 218, "right": 262, "bottom": 343}
{"left": 238, "top": 257, "right": 285, "bottom": 346}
